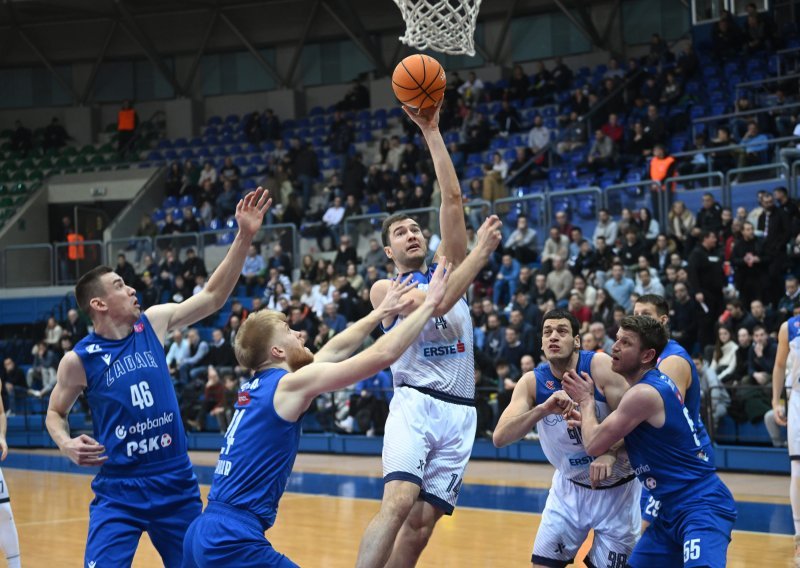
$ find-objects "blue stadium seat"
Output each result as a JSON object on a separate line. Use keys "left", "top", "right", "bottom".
{"left": 162, "top": 196, "right": 178, "bottom": 209}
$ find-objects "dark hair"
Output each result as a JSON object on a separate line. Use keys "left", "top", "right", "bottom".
{"left": 75, "top": 265, "right": 114, "bottom": 315}
{"left": 542, "top": 308, "right": 580, "bottom": 336}
{"left": 752, "top": 324, "right": 767, "bottom": 335}
{"left": 727, "top": 298, "right": 743, "bottom": 310}
{"left": 700, "top": 229, "right": 716, "bottom": 241}
{"left": 619, "top": 315, "right": 668, "bottom": 364}
{"left": 636, "top": 294, "right": 669, "bottom": 316}
{"left": 381, "top": 213, "right": 416, "bottom": 247}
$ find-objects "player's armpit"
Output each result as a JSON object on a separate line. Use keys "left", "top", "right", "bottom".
{"left": 657, "top": 355, "right": 692, "bottom": 399}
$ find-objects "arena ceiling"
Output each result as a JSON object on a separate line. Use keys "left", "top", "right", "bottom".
{"left": 0, "top": 0, "right": 623, "bottom": 96}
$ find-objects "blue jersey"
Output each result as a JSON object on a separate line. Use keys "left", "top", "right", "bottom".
{"left": 625, "top": 369, "right": 716, "bottom": 501}
{"left": 74, "top": 314, "right": 189, "bottom": 475}
{"left": 657, "top": 340, "right": 712, "bottom": 452}
{"left": 208, "top": 368, "right": 301, "bottom": 530}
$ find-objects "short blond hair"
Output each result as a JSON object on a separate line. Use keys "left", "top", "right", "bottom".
{"left": 234, "top": 310, "right": 286, "bottom": 370}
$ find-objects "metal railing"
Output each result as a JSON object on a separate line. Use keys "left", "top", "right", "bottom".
{"left": 3, "top": 244, "right": 54, "bottom": 287}
{"left": 725, "top": 163, "right": 789, "bottom": 210}
{"left": 153, "top": 233, "right": 201, "bottom": 256}
{"left": 105, "top": 237, "right": 154, "bottom": 266}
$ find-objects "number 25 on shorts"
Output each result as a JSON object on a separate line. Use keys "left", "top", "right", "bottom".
{"left": 683, "top": 538, "right": 701, "bottom": 562}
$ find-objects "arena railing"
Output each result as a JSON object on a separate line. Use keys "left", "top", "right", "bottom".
{"left": 3, "top": 243, "right": 54, "bottom": 287}
{"left": 773, "top": 46, "right": 800, "bottom": 77}
{"left": 53, "top": 240, "right": 105, "bottom": 286}
{"left": 661, "top": 172, "right": 726, "bottom": 229}
{"left": 690, "top": 103, "right": 800, "bottom": 138}
{"left": 603, "top": 180, "right": 656, "bottom": 218}
{"left": 492, "top": 193, "right": 548, "bottom": 241}
{"left": 105, "top": 237, "right": 154, "bottom": 268}
{"left": 198, "top": 223, "right": 299, "bottom": 274}
{"left": 704, "top": 384, "right": 776, "bottom": 447}
{"left": 153, "top": 233, "right": 201, "bottom": 258}
{"left": 734, "top": 72, "right": 800, "bottom": 104}
{"left": 724, "top": 163, "right": 789, "bottom": 211}
{"left": 546, "top": 186, "right": 603, "bottom": 238}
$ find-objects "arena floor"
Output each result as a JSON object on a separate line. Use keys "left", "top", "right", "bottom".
{"left": 5, "top": 449, "right": 795, "bottom": 567}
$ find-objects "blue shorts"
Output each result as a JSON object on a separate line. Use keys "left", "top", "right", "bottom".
{"left": 640, "top": 487, "right": 661, "bottom": 524}
{"left": 86, "top": 460, "right": 202, "bottom": 568}
{"left": 629, "top": 476, "right": 737, "bottom": 568}
{"left": 182, "top": 501, "right": 299, "bottom": 568}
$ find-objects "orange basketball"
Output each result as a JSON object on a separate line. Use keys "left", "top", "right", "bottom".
{"left": 391, "top": 54, "right": 446, "bottom": 110}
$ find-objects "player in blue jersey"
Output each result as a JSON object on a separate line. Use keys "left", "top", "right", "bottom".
{"left": 45, "top": 189, "right": 272, "bottom": 567}
{"left": 771, "top": 315, "right": 800, "bottom": 566}
{"left": 183, "top": 219, "right": 502, "bottom": 568}
{"left": 634, "top": 294, "right": 712, "bottom": 529}
{"left": 493, "top": 309, "right": 639, "bottom": 568}
{"left": 563, "top": 315, "right": 737, "bottom": 568}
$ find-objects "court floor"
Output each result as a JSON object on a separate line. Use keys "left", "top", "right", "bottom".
{"left": 4, "top": 449, "right": 796, "bottom": 567}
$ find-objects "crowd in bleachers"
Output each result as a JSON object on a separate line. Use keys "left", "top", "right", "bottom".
{"left": 3, "top": 8, "right": 800, "bottom": 443}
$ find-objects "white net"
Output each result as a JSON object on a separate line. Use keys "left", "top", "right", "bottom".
{"left": 393, "top": 0, "right": 482, "bottom": 57}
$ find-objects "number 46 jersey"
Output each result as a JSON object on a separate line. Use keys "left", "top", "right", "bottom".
{"left": 74, "top": 314, "right": 189, "bottom": 474}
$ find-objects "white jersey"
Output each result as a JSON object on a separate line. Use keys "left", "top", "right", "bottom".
{"left": 382, "top": 266, "right": 474, "bottom": 400}
{"left": 788, "top": 316, "right": 800, "bottom": 393}
{"left": 534, "top": 352, "right": 633, "bottom": 487}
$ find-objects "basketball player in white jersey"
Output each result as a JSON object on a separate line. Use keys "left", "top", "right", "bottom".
{"left": 493, "top": 309, "right": 640, "bottom": 568}
{"left": 356, "top": 101, "right": 502, "bottom": 568}
{"left": 0, "top": 396, "right": 20, "bottom": 568}
{"left": 771, "top": 313, "right": 800, "bottom": 567}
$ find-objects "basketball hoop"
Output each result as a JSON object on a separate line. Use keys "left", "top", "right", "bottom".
{"left": 393, "top": 0, "right": 482, "bottom": 57}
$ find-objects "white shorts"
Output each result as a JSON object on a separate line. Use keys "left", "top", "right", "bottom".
{"left": 789, "top": 390, "right": 800, "bottom": 459}
{"left": 382, "top": 386, "right": 477, "bottom": 514}
{"left": 0, "top": 467, "right": 9, "bottom": 502}
{"left": 532, "top": 469, "right": 641, "bottom": 568}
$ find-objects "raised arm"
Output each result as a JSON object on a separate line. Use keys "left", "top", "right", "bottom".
{"left": 46, "top": 352, "right": 107, "bottom": 466}
{"left": 275, "top": 262, "right": 451, "bottom": 421}
{"left": 403, "top": 104, "right": 467, "bottom": 267}
{"left": 771, "top": 322, "right": 790, "bottom": 426}
{"left": 370, "top": 215, "right": 503, "bottom": 320}
{"left": 314, "top": 275, "right": 417, "bottom": 363}
{"left": 146, "top": 188, "right": 272, "bottom": 341}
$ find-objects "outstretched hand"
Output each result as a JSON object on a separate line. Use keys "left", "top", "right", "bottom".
{"left": 402, "top": 99, "right": 443, "bottom": 132}
{"left": 562, "top": 369, "right": 595, "bottom": 406}
{"left": 475, "top": 215, "right": 503, "bottom": 254}
{"left": 235, "top": 187, "right": 272, "bottom": 237}
{"left": 377, "top": 274, "right": 417, "bottom": 318}
{"left": 424, "top": 257, "right": 452, "bottom": 309}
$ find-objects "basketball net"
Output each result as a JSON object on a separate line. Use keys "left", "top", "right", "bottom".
{"left": 393, "top": 0, "right": 482, "bottom": 57}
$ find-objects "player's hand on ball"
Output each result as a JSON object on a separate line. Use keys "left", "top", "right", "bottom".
{"left": 562, "top": 369, "right": 595, "bottom": 405}
{"left": 424, "top": 257, "right": 451, "bottom": 309}
{"left": 402, "top": 99, "right": 442, "bottom": 131}
{"left": 378, "top": 273, "right": 417, "bottom": 317}
{"left": 589, "top": 453, "right": 616, "bottom": 489}
{"left": 63, "top": 434, "right": 108, "bottom": 467}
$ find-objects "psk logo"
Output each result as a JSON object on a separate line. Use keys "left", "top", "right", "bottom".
{"left": 545, "top": 380, "right": 556, "bottom": 390}
{"left": 134, "top": 322, "right": 144, "bottom": 333}
{"left": 115, "top": 425, "right": 127, "bottom": 440}
{"left": 86, "top": 344, "right": 102, "bottom": 353}
{"left": 161, "top": 434, "right": 172, "bottom": 448}
{"left": 645, "top": 477, "right": 657, "bottom": 490}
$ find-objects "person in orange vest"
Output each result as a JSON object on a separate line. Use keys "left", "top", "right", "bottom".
{"left": 117, "top": 100, "right": 138, "bottom": 157}
{"left": 648, "top": 144, "right": 676, "bottom": 227}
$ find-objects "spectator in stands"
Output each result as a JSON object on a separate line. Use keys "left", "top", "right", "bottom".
{"left": 749, "top": 299, "right": 777, "bottom": 334}
{"left": 555, "top": 111, "right": 587, "bottom": 155}
{"left": 241, "top": 244, "right": 265, "bottom": 297}
{"left": 592, "top": 288, "right": 616, "bottom": 330}
{"left": 219, "top": 156, "right": 241, "bottom": 188}
{"left": 265, "top": 282, "right": 290, "bottom": 312}
{"left": 198, "top": 161, "right": 217, "bottom": 187}
{"left": 329, "top": 111, "right": 354, "bottom": 157}
{"left": 26, "top": 341, "right": 57, "bottom": 398}
{"left": 116, "top": 100, "right": 137, "bottom": 157}
{"left": 604, "top": 262, "right": 635, "bottom": 311}
{"left": 650, "top": 233, "right": 674, "bottom": 276}
{"left": 736, "top": 122, "right": 769, "bottom": 169}
{"left": 322, "top": 302, "right": 347, "bottom": 335}
{"left": 778, "top": 275, "right": 800, "bottom": 318}
{"left": 43, "top": 117, "right": 69, "bottom": 151}
{"left": 659, "top": 72, "right": 683, "bottom": 107}
{"left": 711, "top": 326, "right": 738, "bottom": 385}
{"left": 695, "top": 192, "right": 723, "bottom": 236}
{"left": 176, "top": 328, "right": 208, "bottom": 384}
{"left": 42, "top": 316, "right": 63, "bottom": 350}
{"left": 244, "top": 112, "right": 262, "bottom": 145}
{"left": 341, "top": 78, "right": 370, "bottom": 111}
{"left": 205, "top": 328, "right": 236, "bottom": 377}
{"left": 181, "top": 248, "right": 207, "bottom": 284}
{"left": 540, "top": 226, "right": 569, "bottom": 273}
{"left": 525, "top": 113, "right": 551, "bottom": 155}
{"left": 332, "top": 234, "right": 358, "bottom": 275}
{"left": 712, "top": 12, "right": 743, "bottom": 59}
{"left": 491, "top": 152, "right": 509, "bottom": 180}
{"left": 689, "top": 229, "right": 727, "bottom": 345}
{"left": 758, "top": 192, "right": 792, "bottom": 305}
{"left": 363, "top": 238, "right": 388, "bottom": 273}
{"left": 648, "top": 144, "right": 676, "bottom": 223}
{"left": 506, "top": 64, "right": 530, "bottom": 101}
{"left": 545, "top": 257, "right": 573, "bottom": 306}
{"left": 568, "top": 293, "right": 592, "bottom": 332}
{"left": 585, "top": 129, "right": 615, "bottom": 171}
{"left": 181, "top": 208, "right": 201, "bottom": 234}
{"left": 481, "top": 162, "right": 507, "bottom": 203}
{"left": 463, "top": 112, "right": 491, "bottom": 154}
{"left": 618, "top": 228, "right": 646, "bottom": 272}
{"left": 588, "top": 321, "right": 614, "bottom": 355}
{"left": 592, "top": 208, "right": 618, "bottom": 247}
{"left": 667, "top": 200, "right": 696, "bottom": 249}
{"left": 634, "top": 267, "right": 665, "bottom": 297}
{"left": 636, "top": 207, "right": 660, "bottom": 245}
{"left": 731, "top": 221, "right": 764, "bottom": 307}
{"left": 624, "top": 121, "right": 652, "bottom": 165}
{"left": 458, "top": 71, "right": 484, "bottom": 106}
{"left": 710, "top": 127, "right": 737, "bottom": 172}
{"left": 496, "top": 100, "right": 522, "bottom": 135}
{"left": 643, "top": 105, "right": 667, "bottom": 146}
{"left": 549, "top": 56, "right": 572, "bottom": 92}
{"left": 601, "top": 113, "right": 624, "bottom": 148}
{"left": 744, "top": 13, "right": 769, "bottom": 53}
{"left": 62, "top": 309, "right": 87, "bottom": 341}
{"left": 2, "top": 357, "right": 26, "bottom": 415}
{"left": 695, "top": 354, "right": 730, "bottom": 431}
{"left": 260, "top": 108, "right": 281, "bottom": 141}
{"left": 215, "top": 180, "right": 239, "bottom": 218}
{"left": 504, "top": 216, "right": 538, "bottom": 264}
{"left": 528, "top": 272, "right": 554, "bottom": 308}
{"left": 493, "top": 254, "right": 521, "bottom": 308}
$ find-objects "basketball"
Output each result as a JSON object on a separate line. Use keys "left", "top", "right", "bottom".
{"left": 391, "top": 54, "right": 446, "bottom": 110}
